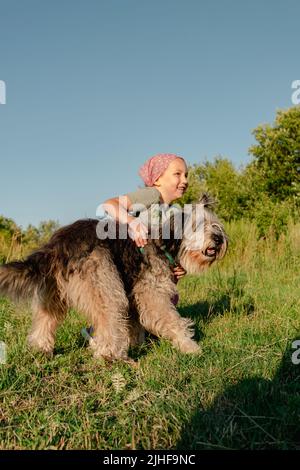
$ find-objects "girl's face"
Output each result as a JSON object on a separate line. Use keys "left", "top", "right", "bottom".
{"left": 154, "top": 158, "right": 188, "bottom": 203}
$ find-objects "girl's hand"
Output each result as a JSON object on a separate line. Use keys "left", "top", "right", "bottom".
{"left": 128, "top": 218, "right": 148, "bottom": 247}
{"left": 172, "top": 264, "right": 187, "bottom": 283}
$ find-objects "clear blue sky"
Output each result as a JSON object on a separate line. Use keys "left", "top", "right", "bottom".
{"left": 0, "top": 0, "right": 299, "bottom": 228}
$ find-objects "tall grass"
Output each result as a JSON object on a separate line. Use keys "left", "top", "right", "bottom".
{"left": 0, "top": 220, "right": 299, "bottom": 449}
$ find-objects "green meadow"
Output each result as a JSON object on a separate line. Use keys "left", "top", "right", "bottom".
{"left": 1, "top": 220, "right": 299, "bottom": 450}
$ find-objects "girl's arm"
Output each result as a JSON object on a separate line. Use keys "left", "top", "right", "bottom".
{"left": 103, "top": 196, "right": 133, "bottom": 225}
{"left": 103, "top": 196, "right": 148, "bottom": 247}
{"left": 103, "top": 197, "right": 186, "bottom": 278}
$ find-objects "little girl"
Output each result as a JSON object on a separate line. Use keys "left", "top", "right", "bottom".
{"left": 102, "top": 153, "right": 188, "bottom": 284}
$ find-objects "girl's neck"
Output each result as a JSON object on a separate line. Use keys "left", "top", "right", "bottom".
{"left": 155, "top": 187, "right": 173, "bottom": 205}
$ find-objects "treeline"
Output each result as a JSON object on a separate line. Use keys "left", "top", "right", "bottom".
{"left": 1, "top": 106, "right": 300, "bottom": 261}
{"left": 0, "top": 218, "right": 59, "bottom": 263}
{"left": 181, "top": 106, "right": 300, "bottom": 239}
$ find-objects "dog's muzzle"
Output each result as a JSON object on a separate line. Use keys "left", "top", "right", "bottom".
{"left": 202, "top": 232, "right": 226, "bottom": 258}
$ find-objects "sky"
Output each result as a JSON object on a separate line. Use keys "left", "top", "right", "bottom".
{"left": 0, "top": 0, "right": 299, "bottom": 228}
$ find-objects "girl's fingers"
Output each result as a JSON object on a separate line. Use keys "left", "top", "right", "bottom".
{"left": 173, "top": 266, "right": 187, "bottom": 280}
{"left": 174, "top": 268, "right": 186, "bottom": 275}
{"left": 135, "top": 236, "right": 148, "bottom": 247}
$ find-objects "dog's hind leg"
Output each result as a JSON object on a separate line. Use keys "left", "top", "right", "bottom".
{"left": 133, "top": 279, "right": 201, "bottom": 354}
{"left": 28, "top": 291, "right": 67, "bottom": 356}
{"left": 67, "top": 248, "right": 130, "bottom": 361}
{"left": 127, "top": 302, "right": 146, "bottom": 347}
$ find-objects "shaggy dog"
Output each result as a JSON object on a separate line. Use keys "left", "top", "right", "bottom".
{"left": 0, "top": 195, "right": 227, "bottom": 361}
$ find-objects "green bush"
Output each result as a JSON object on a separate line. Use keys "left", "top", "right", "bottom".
{"left": 0, "top": 217, "right": 59, "bottom": 262}
{"left": 251, "top": 197, "right": 293, "bottom": 240}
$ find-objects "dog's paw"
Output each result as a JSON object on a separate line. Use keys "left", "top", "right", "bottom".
{"left": 27, "top": 335, "right": 54, "bottom": 357}
{"left": 177, "top": 338, "right": 202, "bottom": 355}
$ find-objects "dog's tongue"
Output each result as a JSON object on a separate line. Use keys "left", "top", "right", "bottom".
{"left": 207, "top": 248, "right": 215, "bottom": 255}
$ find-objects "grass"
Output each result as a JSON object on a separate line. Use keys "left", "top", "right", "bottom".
{"left": 0, "top": 220, "right": 300, "bottom": 449}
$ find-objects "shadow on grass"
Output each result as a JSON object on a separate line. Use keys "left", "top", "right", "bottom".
{"left": 176, "top": 338, "right": 300, "bottom": 450}
{"left": 178, "top": 295, "right": 255, "bottom": 343}
{"left": 178, "top": 272, "right": 255, "bottom": 342}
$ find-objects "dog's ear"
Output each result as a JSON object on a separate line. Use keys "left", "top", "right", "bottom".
{"left": 199, "top": 193, "right": 216, "bottom": 208}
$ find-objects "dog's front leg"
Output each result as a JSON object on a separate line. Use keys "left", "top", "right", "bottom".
{"left": 133, "top": 278, "right": 201, "bottom": 354}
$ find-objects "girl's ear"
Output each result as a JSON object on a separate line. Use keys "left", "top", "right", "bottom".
{"left": 153, "top": 177, "right": 161, "bottom": 187}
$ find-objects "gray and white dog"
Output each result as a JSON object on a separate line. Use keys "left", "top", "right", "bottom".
{"left": 0, "top": 195, "right": 228, "bottom": 362}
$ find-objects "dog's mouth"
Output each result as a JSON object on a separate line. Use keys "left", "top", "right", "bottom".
{"left": 203, "top": 246, "right": 217, "bottom": 258}
{"left": 202, "top": 232, "right": 226, "bottom": 258}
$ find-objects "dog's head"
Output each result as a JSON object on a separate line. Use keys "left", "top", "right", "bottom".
{"left": 171, "top": 194, "right": 228, "bottom": 274}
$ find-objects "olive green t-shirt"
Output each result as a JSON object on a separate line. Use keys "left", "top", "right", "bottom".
{"left": 126, "top": 187, "right": 162, "bottom": 226}
{"left": 126, "top": 186, "right": 181, "bottom": 229}
{"left": 127, "top": 187, "right": 161, "bottom": 210}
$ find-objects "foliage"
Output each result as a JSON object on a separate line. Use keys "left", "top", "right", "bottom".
{"left": 0, "top": 216, "right": 19, "bottom": 237}
{"left": 179, "top": 106, "right": 300, "bottom": 238}
{"left": 248, "top": 106, "right": 300, "bottom": 203}
{"left": 0, "top": 217, "right": 59, "bottom": 262}
{"left": 250, "top": 196, "right": 293, "bottom": 240}
{"left": 22, "top": 221, "right": 60, "bottom": 251}
{"left": 181, "top": 158, "right": 252, "bottom": 221}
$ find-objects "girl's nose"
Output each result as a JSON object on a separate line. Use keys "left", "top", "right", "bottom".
{"left": 182, "top": 175, "right": 188, "bottom": 184}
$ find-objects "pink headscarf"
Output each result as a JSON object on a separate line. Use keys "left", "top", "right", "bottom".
{"left": 139, "top": 153, "right": 184, "bottom": 186}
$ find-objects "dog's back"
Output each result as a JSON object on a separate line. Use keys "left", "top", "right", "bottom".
{"left": 0, "top": 219, "right": 100, "bottom": 303}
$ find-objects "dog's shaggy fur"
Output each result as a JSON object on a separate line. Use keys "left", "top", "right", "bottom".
{"left": 0, "top": 195, "right": 227, "bottom": 361}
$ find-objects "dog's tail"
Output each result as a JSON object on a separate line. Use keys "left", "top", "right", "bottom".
{"left": 0, "top": 257, "right": 43, "bottom": 302}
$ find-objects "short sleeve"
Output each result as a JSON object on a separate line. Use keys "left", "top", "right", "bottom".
{"left": 126, "top": 187, "right": 161, "bottom": 209}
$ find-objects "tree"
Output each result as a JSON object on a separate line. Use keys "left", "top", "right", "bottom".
{"left": 180, "top": 158, "right": 251, "bottom": 221}
{"left": 22, "top": 220, "right": 59, "bottom": 248}
{"left": 37, "top": 220, "right": 60, "bottom": 244}
{"left": 0, "top": 216, "right": 19, "bottom": 238}
{"left": 248, "top": 106, "right": 300, "bottom": 204}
